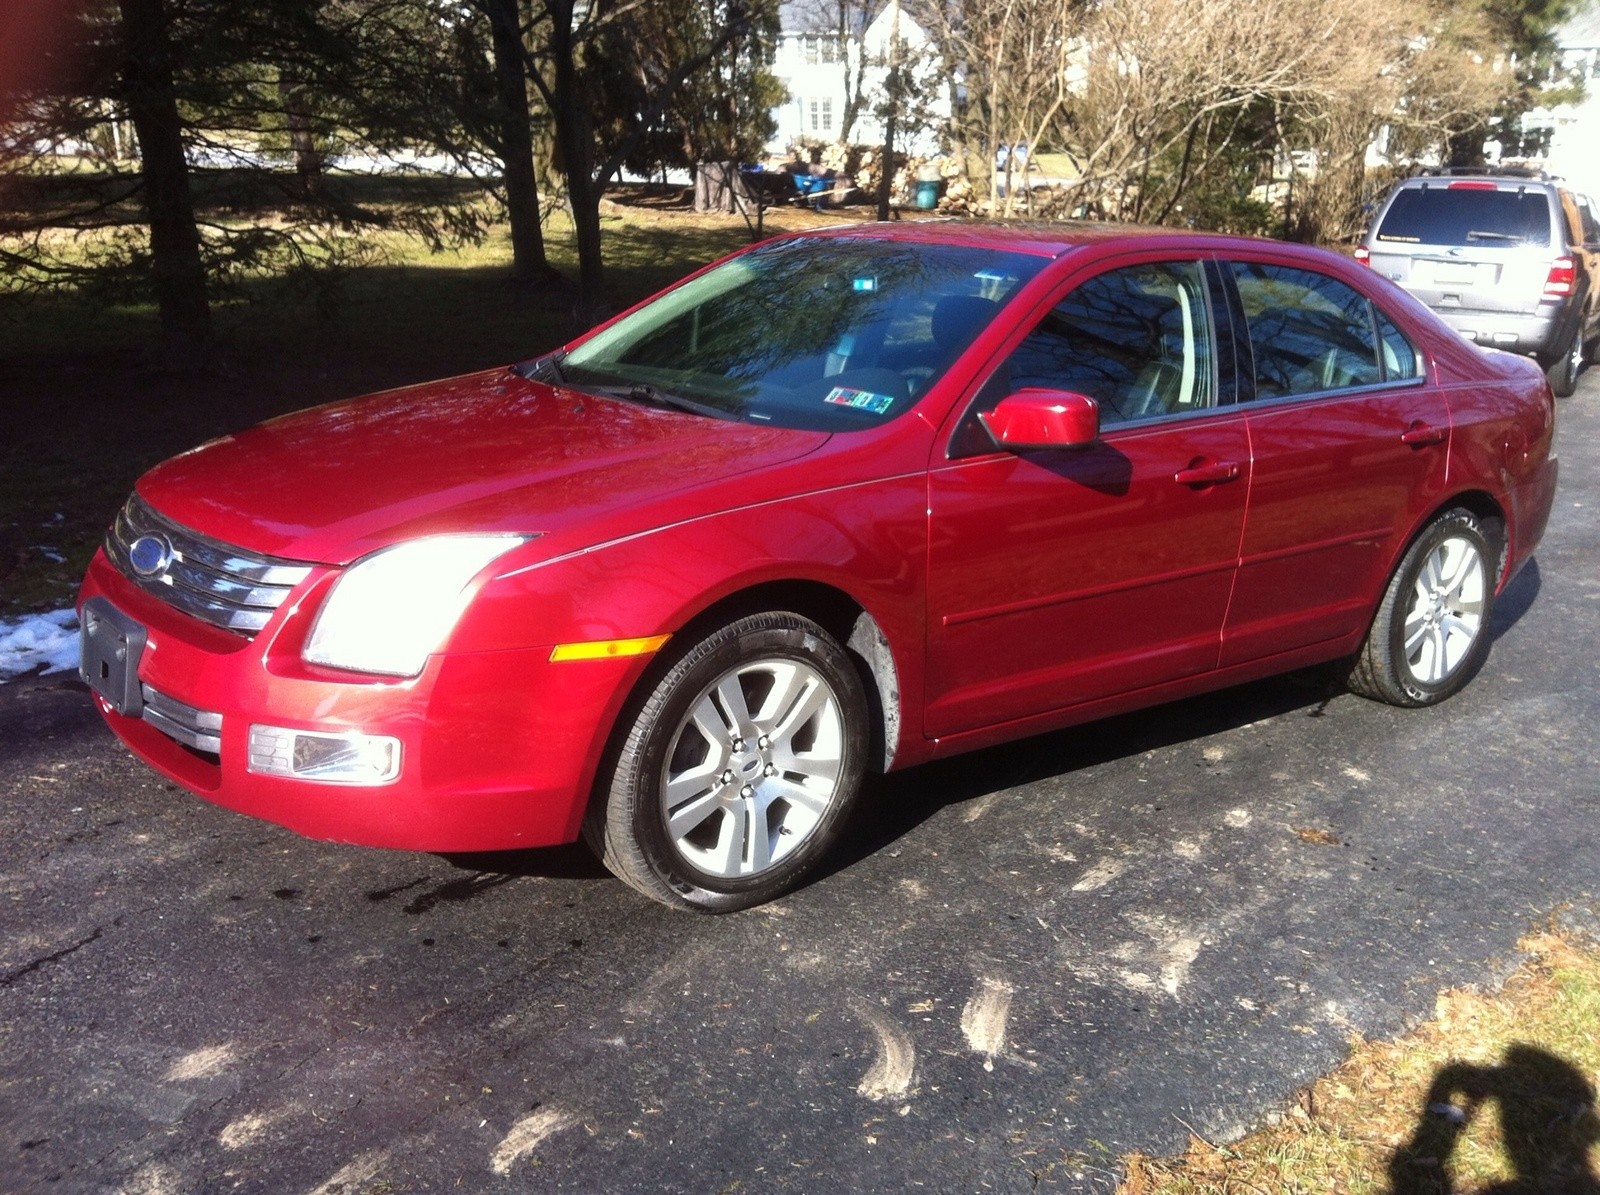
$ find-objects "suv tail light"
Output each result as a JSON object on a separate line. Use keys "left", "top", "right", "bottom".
{"left": 1544, "top": 256, "right": 1575, "bottom": 299}
{"left": 1353, "top": 246, "right": 1371, "bottom": 267}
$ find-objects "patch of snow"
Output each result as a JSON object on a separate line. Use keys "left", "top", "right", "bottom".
{"left": 0, "top": 608, "right": 80, "bottom": 682}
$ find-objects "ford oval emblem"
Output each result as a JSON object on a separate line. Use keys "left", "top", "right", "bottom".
{"left": 128, "top": 534, "right": 173, "bottom": 577}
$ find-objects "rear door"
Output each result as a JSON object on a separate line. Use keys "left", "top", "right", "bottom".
{"left": 1564, "top": 190, "right": 1600, "bottom": 347}
{"left": 1219, "top": 257, "right": 1452, "bottom": 666}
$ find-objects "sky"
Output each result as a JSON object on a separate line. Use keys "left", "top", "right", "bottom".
{"left": 0, "top": 608, "right": 80, "bottom": 683}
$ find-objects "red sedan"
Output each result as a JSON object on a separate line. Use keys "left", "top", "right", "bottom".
{"left": 78, "top": 224, "right": 1558, "bottom": 911}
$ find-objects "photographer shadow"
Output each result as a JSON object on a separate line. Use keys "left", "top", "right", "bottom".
{"left": 1389, "top": 1044, "right": 1600, "bottom": 1194}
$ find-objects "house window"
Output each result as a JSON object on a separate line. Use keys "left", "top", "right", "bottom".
{"left": 808, "top": 98, "right": 834, "bottom": 134}
{"left": 801, "top": 34, "right": 841, "bottom": 65}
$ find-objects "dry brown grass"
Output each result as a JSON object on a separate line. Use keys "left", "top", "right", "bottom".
{"left": 1120, "top": 925, "right": 1600, "bottom": 1194}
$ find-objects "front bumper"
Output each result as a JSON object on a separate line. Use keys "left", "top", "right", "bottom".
{"left": 78, "top": 549, "right": 644, "bottom": 852}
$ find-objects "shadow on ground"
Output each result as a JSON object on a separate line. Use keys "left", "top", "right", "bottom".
{"left": 1388, "top": 1044, "right": 1600, "bottom": 1194}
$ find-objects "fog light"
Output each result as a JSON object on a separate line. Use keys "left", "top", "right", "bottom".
{"left": 248, "top": 725, "right": 402, "bottom": 785}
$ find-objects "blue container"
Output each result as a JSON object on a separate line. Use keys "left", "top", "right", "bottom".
{"left": 915, "top": 179, "right": 940, "bottom": 210}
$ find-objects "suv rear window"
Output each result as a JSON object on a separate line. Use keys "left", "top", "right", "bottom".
{"left": 1376, "top": 187, "right": 1551, "bottom": 248}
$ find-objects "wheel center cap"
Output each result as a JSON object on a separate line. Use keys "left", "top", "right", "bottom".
{"left": 739, "top": 755, "right": 763, "bottom": 778}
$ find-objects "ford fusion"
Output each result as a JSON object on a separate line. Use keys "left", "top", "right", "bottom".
{"left": 79, "top": 224, "right": 1558, "bottom": 911}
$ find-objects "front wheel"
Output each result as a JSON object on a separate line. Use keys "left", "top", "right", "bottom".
{"left": 1346, "top": 509, "right": 1496, "bottom": 707}
{"left": 587, "top": 612, "right": 869, "bottom": 912}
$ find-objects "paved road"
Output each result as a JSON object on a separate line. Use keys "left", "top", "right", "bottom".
{"left": 3, "top": 367, "right": 1597, "bottom": 1194}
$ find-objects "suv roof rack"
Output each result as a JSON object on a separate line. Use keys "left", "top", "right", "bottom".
{"left": 1416, "top": 164, "right": 1560, "bottom": 183}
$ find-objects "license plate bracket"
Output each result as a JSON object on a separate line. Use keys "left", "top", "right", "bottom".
{"left": 80, "top": 597, "right": 147, "bottom": 717}
{"left": 1432, "top": 263, "right": 1479, "bottom": 286}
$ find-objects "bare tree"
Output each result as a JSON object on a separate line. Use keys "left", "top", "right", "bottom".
{"left": 517, "top": 0, "right": 766, "bottom": 323}
{"left": 926, "top": 0, "right": 1514, "bottom": 234}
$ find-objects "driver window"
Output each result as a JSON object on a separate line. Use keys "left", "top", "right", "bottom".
{"left": 1001, "top": 261, "right": 1217, "bottom": 427}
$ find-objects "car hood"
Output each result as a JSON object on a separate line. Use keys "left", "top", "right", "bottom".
{"left": 136, "top": 370, "right": 831, "bottom": 564}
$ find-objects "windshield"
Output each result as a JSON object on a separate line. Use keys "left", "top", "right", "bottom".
{"left": 1376, "top": 186, "right": 1552, "bottom": 248}
{"left": 561, "top": 238, "right": 1047, "bottom": 431}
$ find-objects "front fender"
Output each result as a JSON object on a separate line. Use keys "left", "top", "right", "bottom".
{"left": 448, "top": 472, "right": 931, "bottom": 768}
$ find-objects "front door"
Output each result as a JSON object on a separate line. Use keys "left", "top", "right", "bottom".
{"left": 924, "top": 259, "right": 1249, "bottom": 739}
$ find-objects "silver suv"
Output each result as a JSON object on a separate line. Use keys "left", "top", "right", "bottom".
{"left": 1358, "top": 168, "right": 1600, "bottom": 396}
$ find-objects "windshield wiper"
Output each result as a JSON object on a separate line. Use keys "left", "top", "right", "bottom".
{"left": 509, "top": 351, "right": 566, "bottom": 383}
{"left": 585, "top": 380, "right": 737, "bottom": 421}
{"left": 1464, "top": 230, "right": 1522, "bottom": 242}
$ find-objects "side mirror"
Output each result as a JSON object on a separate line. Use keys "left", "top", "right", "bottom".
{"left": 979, "top": 389, "right": 1100, "bottom": 452}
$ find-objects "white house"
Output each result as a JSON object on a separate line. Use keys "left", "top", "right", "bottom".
{"left": 1536, "top": 5, "right": 1600, "bottom": 198}
{"left": 767, "top": 1, "right": 952, "bottom": 156}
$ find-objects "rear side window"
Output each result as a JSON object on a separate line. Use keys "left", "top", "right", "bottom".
{"left": 1375, "top": 309, "right": 1424, "bottom": 381}
{"left": 1376, "top": 187, "right": 1552, "bottom": 248}
{"left": 1231, "top": 263, "right": 1384, "bottom": 398}
{"left": 1568, "top": 191, "right": 1599, "bottom": 247}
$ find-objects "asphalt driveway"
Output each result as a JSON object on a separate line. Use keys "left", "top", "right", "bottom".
{"left": 3, "top": 365, "right": 1596, "bottom": 1194}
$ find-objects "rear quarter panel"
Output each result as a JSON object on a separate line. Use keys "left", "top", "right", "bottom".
{"left": 1436, "top": 345, "right": 1558, "bottom": 582}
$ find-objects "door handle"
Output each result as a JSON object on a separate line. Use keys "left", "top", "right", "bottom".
{"left": 1173, "top": 460, "right": 1242, "bottom": 486}
{"left": 1400, "top": 421, "right": 1447, "bottom": 447}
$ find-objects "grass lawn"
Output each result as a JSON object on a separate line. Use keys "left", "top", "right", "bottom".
{"left": 0, "top": 192, "right": 837, "bottom": 616}
{"left": 1121, "top": 925, "right": 1600, "bottom": 1193}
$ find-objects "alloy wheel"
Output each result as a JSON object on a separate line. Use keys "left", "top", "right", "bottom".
{"left": 1401, "top": 534, "right": 1487, "bottom": 685}
{"left": 659, "top": 657, "right": 845, "bottom": 879}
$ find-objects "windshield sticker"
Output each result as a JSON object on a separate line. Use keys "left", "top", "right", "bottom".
{"left": 824, "top": 386, "right": 895, "bottom": 414}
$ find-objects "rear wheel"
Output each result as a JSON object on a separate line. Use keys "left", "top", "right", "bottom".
{"left": 1346, "top": 509, "right": 1496, "bottom": 707}
{"left": 587, "top": 612, "right": 868, "bottom": 912}
{"left": 1545, "top": 324, "right": 1582, "bottom": 397}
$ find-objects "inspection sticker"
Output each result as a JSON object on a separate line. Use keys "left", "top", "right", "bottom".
{"left": 823, "top": 387, "right": 895, "bottom": 414}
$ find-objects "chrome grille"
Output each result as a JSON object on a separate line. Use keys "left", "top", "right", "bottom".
{"left": 105, "top": 493, "right": 314, "bottom": 635}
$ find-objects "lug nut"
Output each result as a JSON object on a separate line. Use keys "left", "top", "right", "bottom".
{"left": 765, "top": 764, "right": 778, "bottom": 777}
{"left": 740, "top": 785, "right": 754, "bottom": 798}
{"left": 732, "top": 738, "right": 745, "bottom": 752}
{"left": 758, "top": 735, "right": 770, "bottom": 749}
{"left": 720, "top": 770, "right": 734, "bottom": 785}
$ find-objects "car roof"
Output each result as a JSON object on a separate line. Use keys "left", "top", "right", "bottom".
{"left": 779, "top": 219, "right": 1303, "bottom": 260}
{"left": 1390, "top": 172, "right": 1561, "bottom": 193}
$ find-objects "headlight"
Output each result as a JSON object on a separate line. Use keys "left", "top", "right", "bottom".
{"left": 303, "top": 535, "right": 529, "bottom": 677}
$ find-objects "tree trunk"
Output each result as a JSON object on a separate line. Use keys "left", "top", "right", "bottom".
{"left": 484, "top": 0, "right": 551, "bottom": 284}
{"left": 547, "top": 0, "right": 606, "bottom": 325}
{"left": 277, "top": 71, "right": 323, "bottom": 200}
{"left": 118, "top": 0, "right": 211, "bottom": 360}
{"left": 694, "top": 162, "right": 753, "bottom": 214}
{"left": 1446, "top": 128, "right": 1486, "bottom": 170}
{"left": 877, "top": 6, "right": 902, "bottom": 223}
{"left": 876, "top": 106, "right": 896, "bottom": 222}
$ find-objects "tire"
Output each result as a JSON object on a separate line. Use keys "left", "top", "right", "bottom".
{"left": 1544, "top": 323, "right": 1582, "bottom": 398}
{"left": 1346, "top": 509, "right": 1496, "bottom": 707}
{"left": 586, "top": 612, "right": 869, "bottom": 912}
